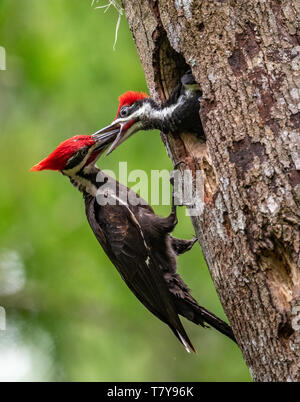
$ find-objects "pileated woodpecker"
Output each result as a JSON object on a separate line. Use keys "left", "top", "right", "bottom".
{"left": 31, "top": 134, "right": 236, "bottom": 352}
{"left": 93, "top": 70, "right": 205, "bottom": 155}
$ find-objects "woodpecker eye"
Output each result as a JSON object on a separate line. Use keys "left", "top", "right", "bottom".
{"left": 119, "top": 106, "right": 130, "bottom": 118}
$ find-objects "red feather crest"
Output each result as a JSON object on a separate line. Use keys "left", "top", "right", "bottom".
{"left": 31, "top": 135, "right": 95, "bottom": 172}
{"left": 116, "top": 91, "right": 148, "bottom": 119}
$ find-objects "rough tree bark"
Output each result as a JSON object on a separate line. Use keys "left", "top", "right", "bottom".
{"left": 120, "top": 0, "right": 300, "bottom": 381}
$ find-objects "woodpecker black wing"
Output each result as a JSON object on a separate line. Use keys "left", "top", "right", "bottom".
{"left": 85, "top": 195, "right": 196, "bottom": 353}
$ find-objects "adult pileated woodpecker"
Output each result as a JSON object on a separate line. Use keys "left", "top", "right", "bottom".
{"left": 31, "top": 134, "right": 236, "bottom": 352}
{"left": 93, "top": 70, "right": 205, "bottom": 155}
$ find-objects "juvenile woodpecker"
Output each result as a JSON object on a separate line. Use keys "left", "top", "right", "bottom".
{"left": 31, "top": 135, "right": 236, "bottom": 352}
{"left": 93, "top": 70, "right": 205, "bottom": 155}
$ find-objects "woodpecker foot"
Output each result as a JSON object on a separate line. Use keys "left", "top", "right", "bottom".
{"left": 173, "top": 160, "right": 186, "bottom": 170}
{"left": 171, "top": 236, "right": 198, "bottom": 256}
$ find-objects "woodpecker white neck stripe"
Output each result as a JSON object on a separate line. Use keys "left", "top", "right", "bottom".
{"left": 70, "top": 175, "right": 98, "bottom": 197}
{"left": 113, "top": 95, "right": 186, "bottom": 127}
{"left": 63, "top": 144, "right": 100, "bottom": 197}
{"left": 133, "top": 97, "right": 185, "bottom": 123}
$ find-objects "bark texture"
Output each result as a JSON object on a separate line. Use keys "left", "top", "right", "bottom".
{"left": 121, "top": 0, "right": 300, "bottom": 381}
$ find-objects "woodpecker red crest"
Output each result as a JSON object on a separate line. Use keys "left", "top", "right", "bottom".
{"left": 93, "top": 71, "right": 204, "bottom": 155}
{"left": 31, "top": 135, "right": 96, "bottom": 172}
{"left": 115, "top": 91, "right": 148, "bottom": 119}
{"left": 31, "top": 127, "right": 236, "bottom": 350}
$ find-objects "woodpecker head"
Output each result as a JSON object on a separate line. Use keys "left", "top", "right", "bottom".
{"left": 93, "top": 73, "right": 203, "bottom": 155}
{"left": 92, "top": 90, "right": 157, "bottom": 155}
{"left": 31, "top": 134, "right": 113, "bottom": 176}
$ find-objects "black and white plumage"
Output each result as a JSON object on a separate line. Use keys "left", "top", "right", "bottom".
{"left": 84, "top": 168, "right": 236, "bottom": 352}
{"left": 32, "top": 134, "right": 236, "bottom": 352}
{"left": 93, "top": 70, "right": 205, "bottom": 155}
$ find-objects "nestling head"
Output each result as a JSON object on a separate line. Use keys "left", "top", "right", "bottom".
{"left": 93, "top": 91, "right": 151, "bottom": 155}
{"left": 115, "top": 91, "right": 149, "bottom": 122}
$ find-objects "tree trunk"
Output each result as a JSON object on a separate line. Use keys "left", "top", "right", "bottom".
{"left": 121, "top": 0, "right": 300, "bottom": 381}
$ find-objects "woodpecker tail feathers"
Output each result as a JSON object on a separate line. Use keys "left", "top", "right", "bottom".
{"left": 169, "top": 325, "right": 197, "bottom": 354}
{"left": 176, "top": 299, "right": 237, "bottom": 344}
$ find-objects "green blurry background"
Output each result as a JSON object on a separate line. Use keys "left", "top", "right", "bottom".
{"left": 0, "top": 0, "right": 250, "bottom": 381}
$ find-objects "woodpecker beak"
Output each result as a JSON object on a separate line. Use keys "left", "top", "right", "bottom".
{"left": 93, "top": 122, "right": 122, "bottom": 154}
{"left": 92, "top": 126, "right": 121, "bottom": 152}
{"left": 92, "top": 119, "right": 136, "bottom": 156}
